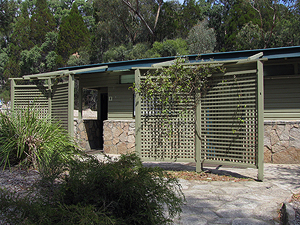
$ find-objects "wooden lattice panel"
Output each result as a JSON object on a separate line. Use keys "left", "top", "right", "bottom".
{"left": 200, "top": 71, "right": 258, "bottom": 165}
{"left": 140, "top": 95, "right": 195, "bottom": 161}
{"left": 14, "top": 85, "right": 49, "bottom": 119}
{"left": 51, "top": 82, "right": 69, "bottom": 130}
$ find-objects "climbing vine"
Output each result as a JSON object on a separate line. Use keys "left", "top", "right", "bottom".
{"left": 133, "top": 58, "right": 226, "bottom": 114}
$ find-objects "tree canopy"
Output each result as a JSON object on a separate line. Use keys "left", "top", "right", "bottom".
{"left": 0, "top": 0, "right": 299, "bottom": 99}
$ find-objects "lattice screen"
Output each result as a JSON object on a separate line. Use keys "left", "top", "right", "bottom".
{"left": 12, "top": 79, "right": 70, "bottom": 131}
{"left": 51, "top": 81, "right": 69, "bottom": 130}
{"left": 137, "top": 63, "right": 260, "bottom": 167}
{"left": 14, "top": 84, "right": 49, "bottom": 119}
{"left": 200, "top": 71, "right": 258, "bottom": 165}
{"left": 139, "top": 93, "right": 195, "bottom": 161}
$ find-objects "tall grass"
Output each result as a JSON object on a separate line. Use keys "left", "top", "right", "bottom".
{"left": 0, "top": 106, "right": 78, "bottom": 170}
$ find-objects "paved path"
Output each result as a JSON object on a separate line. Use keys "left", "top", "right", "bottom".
{"left": 94, "top": 154, "right": 300, "bottom": 224}
{"left": 143, "top": 162, "right": 300, "bottom": 225}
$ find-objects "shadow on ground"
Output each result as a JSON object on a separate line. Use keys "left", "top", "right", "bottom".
{"left": 142, "top": 161, "right": 254, "bottom": 180}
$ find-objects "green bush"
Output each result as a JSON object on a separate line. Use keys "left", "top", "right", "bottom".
{"left": 61, "top": 154, "right": 184, "bottom": 224}
{"left": 0, "top": 154, "right": 184, "bottom": 224}
{"left": 0, "top": 106, "right": 78, "bottom": 170}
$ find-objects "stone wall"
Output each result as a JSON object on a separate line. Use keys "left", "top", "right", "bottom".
{"left": 74, "top": 118, "right": 300, "bottom": 163}
{"left": 103, "top": 120, "right": 135, "bottom": 154}
{"left": 264, "top": 120, "right": 300, "bottom": 163}
{"left": 74, "top": 119, "right": 102, "bottom": 151}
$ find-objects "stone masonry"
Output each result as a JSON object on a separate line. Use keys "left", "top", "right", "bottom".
{"left": 264, "top": 120, "right": 300, "bottom": 163}
{"left": 75, "top": 118, "right": 300, "bottom": 163}
{"left": 103, "top": 120, "right": 135, "bottom": 154}
{"left": 74, "top": 119, "right": 101, "bottom": 151}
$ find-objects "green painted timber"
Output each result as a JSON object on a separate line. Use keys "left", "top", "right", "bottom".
{"left": 10, "top": 76, "right": 73, "bottom": 135}
{"left": 257, "top": 60, "right": 264, "bottom": 181}
{"left": 135, "top": 59, "right": 263, "bottom": 179}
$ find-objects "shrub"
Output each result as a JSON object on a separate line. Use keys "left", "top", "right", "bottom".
{"left": 0, "top": 154, "right": 184, "bottom": 224}
{"left": 0, "top": 106, "right": 78, "bottom": 170}
{"left": 60, "top": 154, "right": 184, "bottom": 224}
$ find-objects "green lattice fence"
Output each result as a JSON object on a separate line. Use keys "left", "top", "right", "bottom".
{"left": 12, "top": 82, "right": 49, "bottom": 119}
{"left": 135, "top": 60, "right": 264, "bottom": 180}
{"left": 200, "top": 70, "right": 258, "bottom": 166}
{"left": 11, "top": 76, "right": 74, "bottom": 134}
{"left": 139, "top": 93, "right": 195, "bottom": 161}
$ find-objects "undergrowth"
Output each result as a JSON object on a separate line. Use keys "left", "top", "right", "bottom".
{"left": 0, "top": 154, "right": 185, "bottom": 224}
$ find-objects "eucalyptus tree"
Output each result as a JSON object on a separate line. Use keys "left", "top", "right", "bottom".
{"left": 187, "top": 20, "right": 216, "bottom": 54}
{"left": 224, "top": 0, "right": 259, "bottom": 51}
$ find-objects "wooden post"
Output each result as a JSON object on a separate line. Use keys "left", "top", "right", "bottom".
{"left": 135, "top": 69, "right": 141, "bottom": 156}
{"left": 195, "top": 92, "right": 203, "bottom": 172}
{"left": 68, "top": 74, "right": 75, "bottom": 137}
{"left": 257, "top": 60, "right": 264, "bottom": 181}
{"left": 10, "top": 79, "right": 15, "bottom": 111}
{"left": 78, "top": 80, "right": 83, "bottom": 120}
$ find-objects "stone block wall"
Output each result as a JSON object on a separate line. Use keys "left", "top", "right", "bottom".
{"left": 264, "top": 120, "right": 300, "bottom": 163}
{"left": 74, "top": 119, "right": 102, "bottom": 150}
{"left": 74, "top": 118, "right": 300, "bottom": 163}
{"left": 103, "top": 120, "right": 135, "bottom": 154}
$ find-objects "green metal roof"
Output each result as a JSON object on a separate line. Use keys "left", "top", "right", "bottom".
{"left": 60, "top": 46, "right": 300, "bottom": 74}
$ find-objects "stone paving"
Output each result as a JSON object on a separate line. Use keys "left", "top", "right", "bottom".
{"left": 94, "top": 154, "right": 300, "bottom": 225}
{"left": 143, "top": 161, "right": 300, "bottom": 225}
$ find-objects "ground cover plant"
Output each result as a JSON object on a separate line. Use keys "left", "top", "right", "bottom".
{"left": 0, "top": 154, "right": 185, "bottom": 224}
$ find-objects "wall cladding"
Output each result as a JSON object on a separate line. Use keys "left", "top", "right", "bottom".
{"left": 264, "top": 120, "right": 300, "bottom": 164}
{"left": 103, "top": 120, "right": 135, "bottom": 154}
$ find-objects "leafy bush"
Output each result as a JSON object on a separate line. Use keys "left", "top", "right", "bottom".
{"left": 61, "top": 154, "right": 184, "bottom": 224}
{"left": 0, "top": 106, "right": 77, "bottom": 170}
{"left": 0, "top": 154, "right": 184, "bottom": 224}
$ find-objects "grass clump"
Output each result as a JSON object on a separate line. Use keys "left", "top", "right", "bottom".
{"left": 0, "top": 106, "right": 78, "bottom": 170}
{"left": 0, "top": 154, "right": 185, "bottom": 224}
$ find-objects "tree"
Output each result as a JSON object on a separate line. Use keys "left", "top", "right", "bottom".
{"left": 187, "top": 20, "right": 216, "bottom": 54}
{"left": 153, "top": 1, "right": 182, "bottom": 42}
{"left": 20, "top": 32, "right": 59, "bottom": 75}
{"left": 56, "top": 2, "right": 90, "bottom": 64}
{"left": 207, "top": 0, "right": 237, "bottom": 52}
{"left": 147, "top": 38, "right": 188, "bottom": 57}
{"left": 235, "top": 21, "right": 264, "bottom": 50}
{"left": 67, "top": 47, "right": 91, "bottom": 66}
{"left": 30, "top": 0, "right": 56, "bottom": 46}
{"left": 0, "top": 0, "right": 18, "bottom": 48}
{"left": 224, "top": 0, "right": 259, "bottom": 51}
{"left": 178, "top": 0, "right": 209, "bottom": 38}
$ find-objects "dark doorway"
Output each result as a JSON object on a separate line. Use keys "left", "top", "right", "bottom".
{"left": 99, "top": 93, "right": 108, "bottom": 148}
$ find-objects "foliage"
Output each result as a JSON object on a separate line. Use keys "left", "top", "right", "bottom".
{"left": 19, "top": 32, "right": 59, "bottom": 75}
{"left": 102, "top": 45, "right": 129, "bottom": 62}
{"left": 56, "top": 2, "right": 90, "bottom": 64}
{"left": 133, "top": 58, "right": 225, "bottom": 113}
{"left": 0, "top": 154, "right": 184, "bottom": 224}
{"left": 178, "top": 0, "right": 209, "bottom": 38}
{"left": 30, "top": 0, "right": 56, "bottom": 46}
{"left": 67, "top": 47, "right": 91, "bottom": 66}
{"left": 0, "top": 49, "right": 8, "bottom": 78}
{"left": 148, "top": 38, "right": 188, "bottom": 57}
{"left": 187, "top": 19, "right": 216, "bottom": 54}
{"left": 224, "top": 0, "right": 260, "bottom": 51}
{"left": 235, "top": 21, "right": 265, "bottom": 50}
{"left": 0, "top": 106, "right": 78, "bottom": 170}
